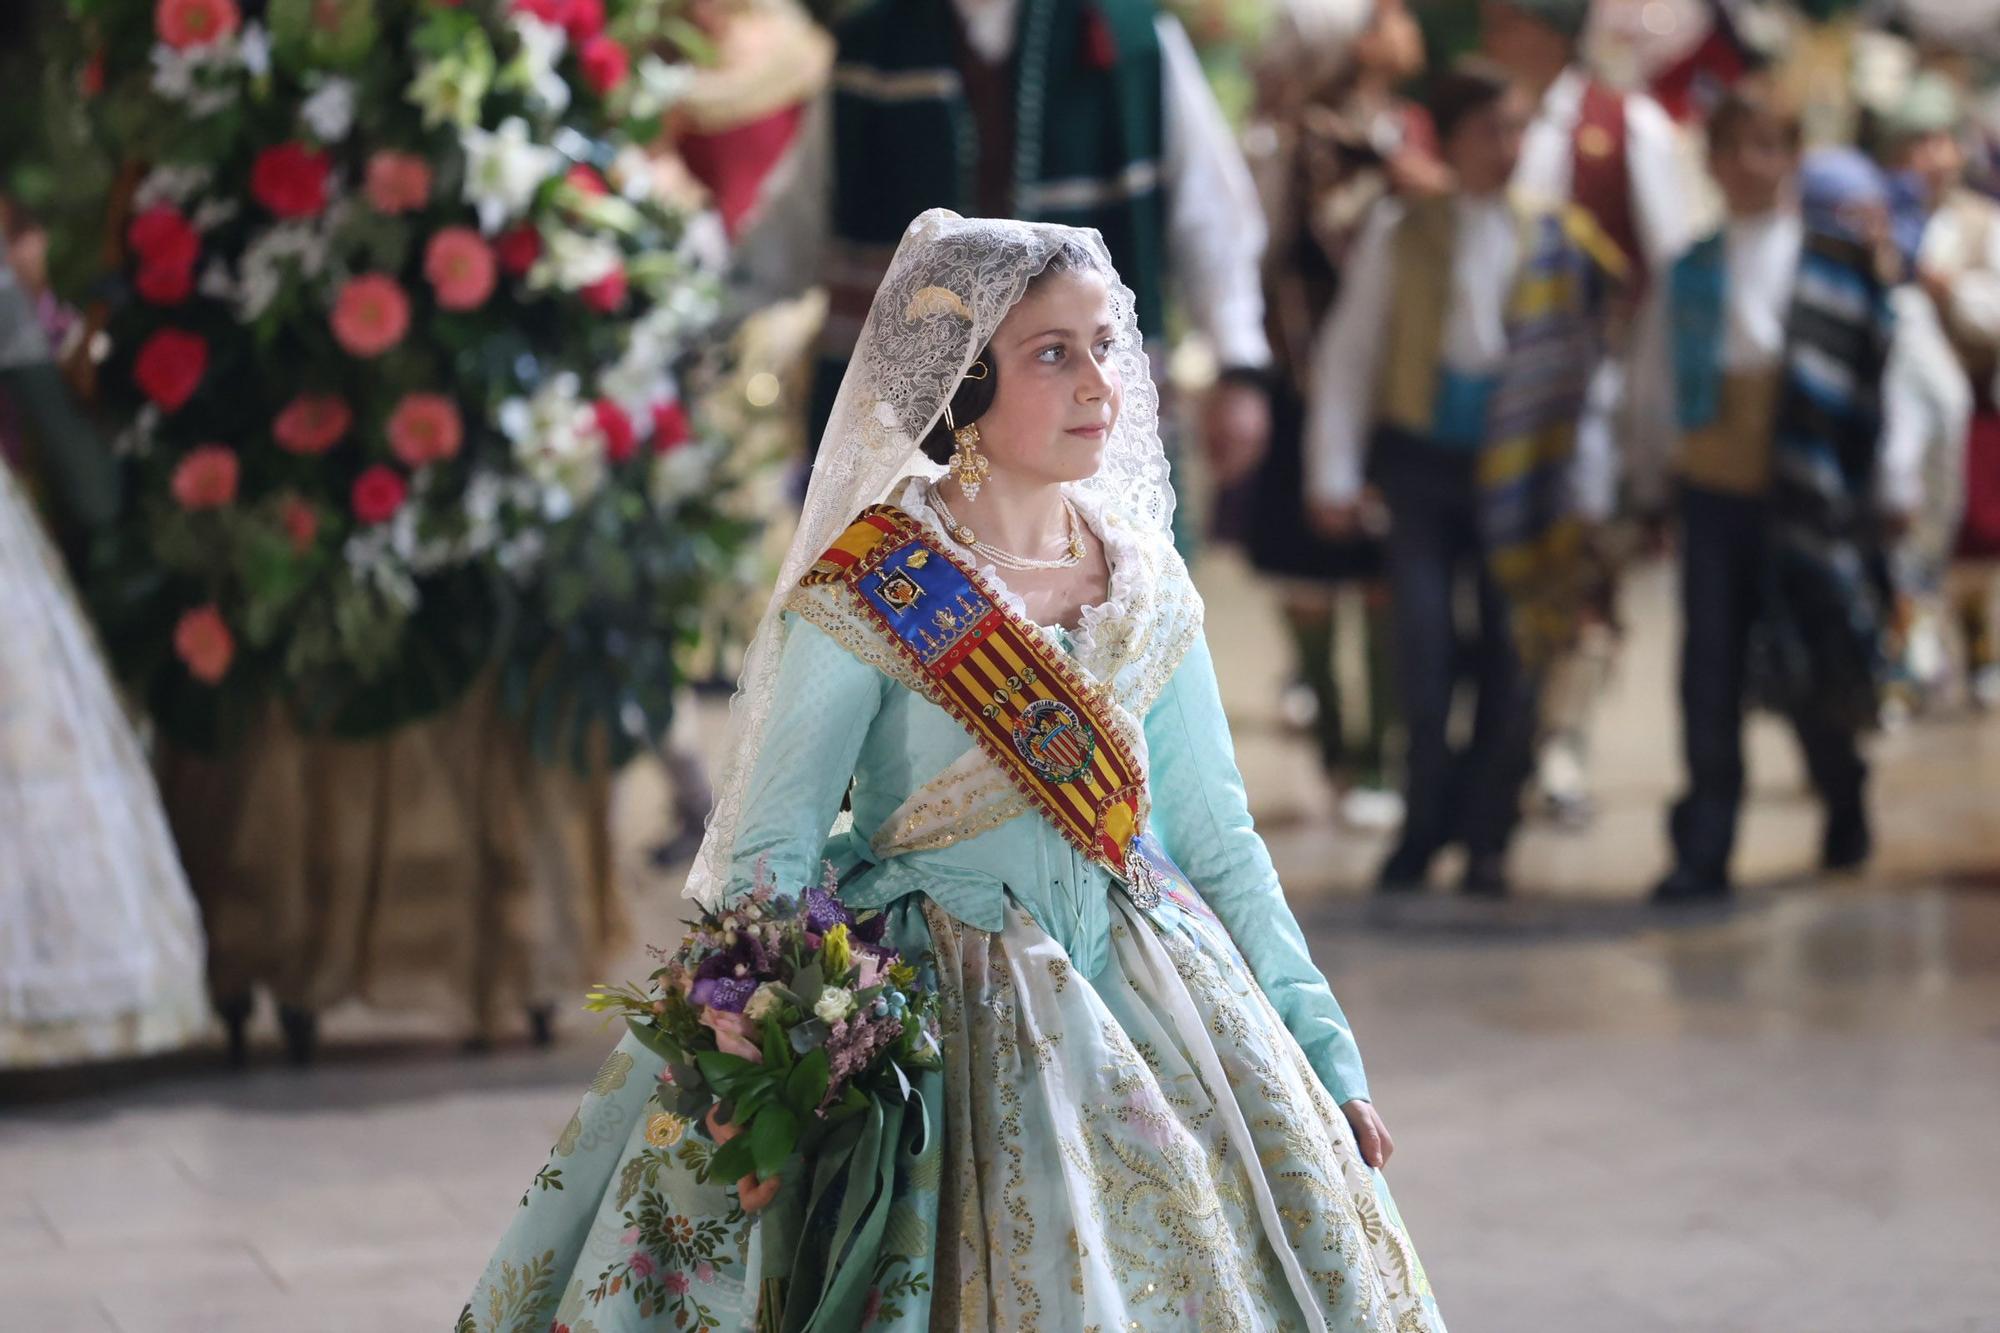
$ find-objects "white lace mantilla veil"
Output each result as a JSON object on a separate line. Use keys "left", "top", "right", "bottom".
{"left": 684, "top": 208, "right": 1173, "bottom": 910}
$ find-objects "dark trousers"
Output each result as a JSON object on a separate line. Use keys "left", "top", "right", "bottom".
{"left": 1670, "top": 485, "right": 1868, "bottom": 882}
{"left": 1376, "top": 431, "right": 1541, "bottom": 869}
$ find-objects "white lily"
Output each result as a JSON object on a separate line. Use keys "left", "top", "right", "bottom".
{"left": 459, "top": 116, "right": 559, "bottom": 235}
{"left": 505, "top": 15, "right": 572, "bottom": 115}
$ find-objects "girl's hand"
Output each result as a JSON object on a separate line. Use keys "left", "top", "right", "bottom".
{"left": 1342, "top": 1098, "right": 1395, "bottom": 1170}
{"left": 705, "top": 1105, "right": 783, "bottom": 1212}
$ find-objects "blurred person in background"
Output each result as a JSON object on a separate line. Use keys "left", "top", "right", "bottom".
{"left": 731, "top": 0, "right": 1277, "bottom": 550}
{"left": 1871, "top": 71, "right": 1978, "bottom": 719}
{"left": 1654, "top": 133, "right": 1911, "bottom": 904}
{"left": 1242, "top": 0, "right": 1442, "bottom": 830}
{"left": 1307, "top": 59, "right": 1627, "bottom": 897}
{"left": 1481, "top": 0, "right": 1692, "bottom": 831}
{"left": 1884, "top": 71, "right": 2000, "bottom": 711}
{"left": 0, "top": 232, "right": 210, "bottom": 1068}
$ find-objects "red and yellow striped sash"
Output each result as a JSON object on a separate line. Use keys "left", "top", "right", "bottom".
{"left": 801, "top": 506, "right": 1149, "bottom": 879}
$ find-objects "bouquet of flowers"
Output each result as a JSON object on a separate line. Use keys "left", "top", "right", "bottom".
{"left": 33, "top": 0, "right": 757, "bottom": 760}
{"left": 586, "top": 862, "right": 944, "bottom": 1202}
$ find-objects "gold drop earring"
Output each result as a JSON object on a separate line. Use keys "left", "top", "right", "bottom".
{"left": 944, "top": 360, "right": 991, "bottom": 500}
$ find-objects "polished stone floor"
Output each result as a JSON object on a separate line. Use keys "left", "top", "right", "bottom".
{"left": 4, "top": 555, "right": 1998, "bottom": 1332}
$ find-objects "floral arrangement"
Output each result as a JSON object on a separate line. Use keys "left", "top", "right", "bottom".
{"left": 586, "top": 862, "right": 944, "bottom": 1203}
{"left": 40, "top": 0, "right": 755, "bottom": 758}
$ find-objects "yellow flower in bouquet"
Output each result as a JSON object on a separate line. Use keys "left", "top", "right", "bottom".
{"left": 820, "top": 922, "right": 852, "bottom": 978}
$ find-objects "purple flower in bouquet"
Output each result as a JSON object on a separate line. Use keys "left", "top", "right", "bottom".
{"left": 690, "top": 975, "right": 757, "bottom": 1012}
{"left": 688, "top": 931, "right": 774, "bottom": 1010}
{"left": 801, "top": 883, "right": 853, "bottom": 935}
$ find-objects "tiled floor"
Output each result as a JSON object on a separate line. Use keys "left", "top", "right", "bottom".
{"left": 5, "top": 553, "right": 1998, "bottom": 1332}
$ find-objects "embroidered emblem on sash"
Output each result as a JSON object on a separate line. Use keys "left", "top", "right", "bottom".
{"left": 1012, "top": 698, "right": 1096, "bottom": 784}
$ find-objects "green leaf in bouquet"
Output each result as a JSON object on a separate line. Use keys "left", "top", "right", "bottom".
{"left": 784, "top": 1047, "right": 830, "bottom": 1114}
{"left": 792, "top": 963, "right": 824, "bottom": 1011}
{"left": 890, "top": 1060, "right": 911, "bottom": 1103}
{"left": 708, "top": 1133, "right": 755, "bottom": 1184}
{"left": 787, "top": 1018, "right": 829, "bottom": 1055}
{"left": 759, "top": 1018, "right": 791, "bottom": 1070}
{"left": 750, "top": 1106, "right": 798, "bottom": 1180}
{"left": 665, "top": 1059, "right": 704, "bottom": 1095}
{"left": 623, "top": 1016, "right": 683, "bottom": 1067}
{"left": 694, "top": 1049, "right": 754, "bottom": 1091}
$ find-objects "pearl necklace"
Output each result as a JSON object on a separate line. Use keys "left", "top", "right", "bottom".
{"left": 926, "top": 484, "right": 1088, "bottom": 571}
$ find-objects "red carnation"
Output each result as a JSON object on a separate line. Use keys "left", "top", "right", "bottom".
{"left": 128, "top": 206, "right": 199, "bottom": 269}
{"left": 350, "top": 464, "right": 408, "bottom": 525}
{"left": 495, "top": 225, "right": 543, "bottom": 277}
{"left": 650, "top": 399, "right": 692, "bottom": 453}
{"left": 136, "top": 260, "right": 197, "bottom": 305}
{"left": 593, "top": 399, "right": 637, "bottom": 462}
{"left": 129, "top": 207, "right": 201, "bottom": 306}
{"left": 580, "top": 265, "right": 627, "bottom": 313}
{"left": 563, "top": 0, "right": 605, "bottom": 40}
{"left": 133, "top": 328, "right": 209, "bottom": 412}
{"left": 578, "top": 34, "right": 630, "bottom": 95}
{"left": 251, "top": 142, "right": 331, "bottom": 219}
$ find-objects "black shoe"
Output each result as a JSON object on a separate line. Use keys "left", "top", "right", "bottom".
{"left": 1650, "top": 869, "right": 1732, "bottom": 906}
{"left": 1459, "top": 855, "right": 1510, "bottom": 899}
{"left": 1821, "top": 812, "right": 1872, "bottom": 873}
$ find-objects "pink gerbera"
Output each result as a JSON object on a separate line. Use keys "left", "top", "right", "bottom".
{"left": 170, "top": 444, "right": 239, "bottom": 510}
{"left": 273, "top": 393, "right": 353, "bottom": 455}
{"left": 155, "top": 0, "right": 239, "bottom": 49}
{"left": 387, "top": 393, "right": 464, "bottom": 467}
{"left": 331, "top": 275, "right": 411, "bottom": 358}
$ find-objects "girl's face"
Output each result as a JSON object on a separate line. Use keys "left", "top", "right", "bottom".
{"left": 973, "top": 270, "right": 1121, "bottom": 486}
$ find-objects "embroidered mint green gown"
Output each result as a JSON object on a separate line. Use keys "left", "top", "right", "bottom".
{"left": 458, "top": 487, "right": 1445, "bottom": 1333}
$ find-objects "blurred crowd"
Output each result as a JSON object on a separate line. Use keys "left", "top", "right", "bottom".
{"left": 1190, "top": 0, "right": 2000, "bottom": 905}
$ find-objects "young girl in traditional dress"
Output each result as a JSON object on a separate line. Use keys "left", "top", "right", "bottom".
{"left": 461, "top": 211, "right": 1444, "bottom": 1333}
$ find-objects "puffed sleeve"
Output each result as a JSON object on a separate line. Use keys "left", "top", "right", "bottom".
{"left": 724, "top": 613, "right": 888, "bottom": 896}
{"left": 1142, "top": 635, "right": 1371, "bottom": 1105}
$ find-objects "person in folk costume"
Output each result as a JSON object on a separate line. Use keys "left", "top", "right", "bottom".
{"left": 1480, "top": 0, "right": 1694, "bottom": 830}
{"left": 0, "top": 240, "right": 212, "bottom": 1069}
{"left": 461, "top": 211, "right": 1447, "bottom": 1332}
{"left": 669, "top": 0, "right": 835, "bottom": 241}
{"left": 1885, "top": 72, "right": 2000, "bottom": 710}
{"left": 1653, "top": 134, "right": 1914, "bottom": 905}
{"left": 730, "top": 0, "right": 1278, "bottom": 552}
{"left": 1307, "top": 60, "right": 1629, "bottom": 898}
{"left": 1869, "top": 72, "right": 1980, "bottom": 717}
{"left": 1238, "top": 0, "right": 1442, "bottom": 831}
